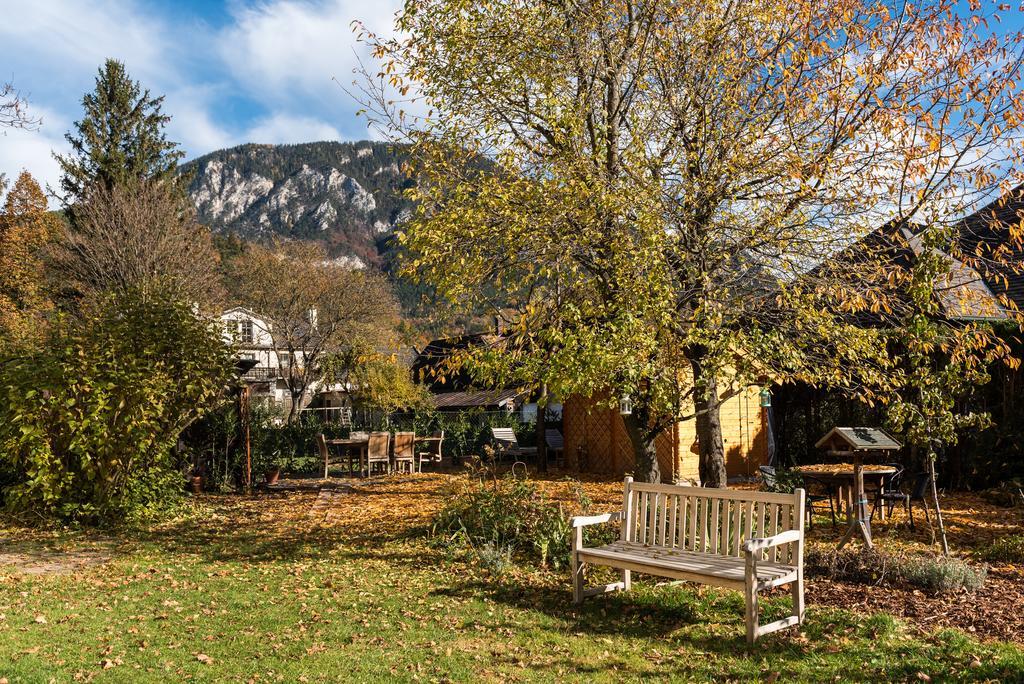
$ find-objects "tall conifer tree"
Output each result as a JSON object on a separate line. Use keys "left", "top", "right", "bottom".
{"left": 55, "top": 59, "right": 184, "bottom": 205}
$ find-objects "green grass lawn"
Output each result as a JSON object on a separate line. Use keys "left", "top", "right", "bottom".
{"left": 0, "top": 481, "right": 1021, "bottom": 683}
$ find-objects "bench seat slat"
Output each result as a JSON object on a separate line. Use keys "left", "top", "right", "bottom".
{"left": 578, "top": 541, "right": 797, "bottom": 586}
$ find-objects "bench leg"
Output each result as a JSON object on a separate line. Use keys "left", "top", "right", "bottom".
{"left": 571, "top": 527, "right": 584, "bottom": 604}
{"left": 572, "top": 560, "right": 585, "bottom": 604}
{"left": 621, "top": 569, "right": 631, "bottom": 592}
{"left": 791, "top": 570, "right": 805, "bottom": 625}
{"left": 744, "top": 556, "right": 759, "bottom": 644}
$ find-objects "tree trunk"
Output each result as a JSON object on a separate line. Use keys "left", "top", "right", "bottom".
{"left": 622, "top": 397, "right": 660, "bottom": 484}
{"left": 928, "top": 450, "right": 950, "bottom": 556}
{"left": 690, "top": 353, "right": 727, "bottom": 488}
{"left": 536, "top": 383, "right": 548, "bottom": 474}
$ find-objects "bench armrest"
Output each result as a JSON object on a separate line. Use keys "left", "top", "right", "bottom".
{"left": 742, "top": 529, "right": 802, "bottom": 554}
{"left": 570, "top": 511, "right": 623, "bottom": 528}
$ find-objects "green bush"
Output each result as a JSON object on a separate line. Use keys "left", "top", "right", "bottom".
{"left": 980, "top": 534, "right": 1024, "bottom": 564}
{"left": 0, "top": 287, "right": 235, "bottom": 523}
{"left": 763, "top": 467, "right": 804, "bottom": 494}
{"left": 389, "top": 409, "right": 532, "bottom": 463}
{"left": 806, "top": 548, "right": 987, "bottom": 595}
{"left": 900, "top": 556, "right": 987, "bottom": 594}
{"left": 432, "top": 475, "right": 571, "bottom": 569}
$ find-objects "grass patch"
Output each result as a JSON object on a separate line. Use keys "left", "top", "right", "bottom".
{"left": 0, "top": 479, "right": 1020, "bottom": 682}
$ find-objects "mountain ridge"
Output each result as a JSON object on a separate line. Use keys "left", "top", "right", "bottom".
{"left": 183, "top": 140, "right": 413, "bottom": 268}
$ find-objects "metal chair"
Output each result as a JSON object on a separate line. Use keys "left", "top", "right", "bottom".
{"left": 759, "top": 465, "right": 779, "bottom": 489}
{"left": 416, "top": 431, "right": 444, "bottom": 472}
{"left": 872, "top": 470, "right": 931, "bottom": 530}
{"left": 392, "top": 431, "right": 416, "bottom": 474}
{"left": 364, "top": 432, "right": 391, "bottom": 477}
{"left": 761, "top": 466, "right": 835, "bottom": 529}
{"left": 869, "top": 463, "right": 906, "bottom": 521}
{"left": 545, "top": 429, "right": 565, "bottom": 467}
{"left": 802, "top": 475, "right": 837, "bottom": 529}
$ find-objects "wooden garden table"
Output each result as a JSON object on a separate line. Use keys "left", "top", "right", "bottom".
{"left": 326, "top": 437, "right": 369, "bottom": 476}
{"left": 792, "top": 464, "right": 897, "bottom": 548}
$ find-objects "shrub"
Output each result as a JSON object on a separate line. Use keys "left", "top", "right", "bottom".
{"left": 473, "top": 541, "right": 514, "bottom": 575}
{"left": 806, "top": 548, "right": 987, "bottom": 595}
{"left": 0, "top": 286, "right": 234, "bottom": 523}
{"left": 980, "top": 534, "right": 1024, "bottom": 564}
{"left": 763, "top": 467, "right": 804, "bottom": 494}
{"left": 432, "top": 475, "right": 571, "bottom": 569}
{"left": 899, "top": 556, "right": 987, "bottom": 594}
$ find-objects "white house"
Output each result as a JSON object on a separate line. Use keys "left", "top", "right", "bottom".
{"left": 220, "top": 306, "right": 348, "bottom": 416}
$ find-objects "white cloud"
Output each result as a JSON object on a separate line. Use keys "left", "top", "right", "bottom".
{"left": 242, "top": 113, "right": 343, "bottom": 145}
{"left": 0, "top": 0, "right": 394, "bottom": 196}
{"left": 164, "top": 88, "right": 235, "bottom": 155}
{"left": 0, "top": 0, "right": 171, "bottom": 86}
{"left": 0, "top": 106, "right": 70, "bottom": 197}
{"left": 219, "top": 0, "right": 402, "bottom": 104}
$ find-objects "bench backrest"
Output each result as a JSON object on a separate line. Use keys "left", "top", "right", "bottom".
{"left": 491, "top": 427, "right": 519, "bottom": 449}
{"left": 621, "top": 478, "right": 805, "bottom": 564}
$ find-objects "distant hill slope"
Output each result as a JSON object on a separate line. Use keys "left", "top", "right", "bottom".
{"left": 183, "top": 141, "right": 413, "bottom": 268}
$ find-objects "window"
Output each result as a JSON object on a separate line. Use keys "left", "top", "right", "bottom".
{"left": 240, "top": 319, "right": 254, "bottom": 344}
{"left": 279, "top": 352, "right": 292, "bottom": 368}
{"left": 241, "top": 352, "right": 256, "bottom": 361}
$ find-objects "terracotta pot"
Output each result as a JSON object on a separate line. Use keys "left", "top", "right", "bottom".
{"left": 265, "top": 467, "right": 281, "bottom": 485}
{"left": 190, "top": 475, "right": 203, "bottom": 494}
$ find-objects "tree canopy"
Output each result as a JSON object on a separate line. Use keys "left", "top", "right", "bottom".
{"left": 363, "top": 0, "right": 1024, "bottom": 484}
{"left": 55, "top": 59, "right": 184, "bottom": 205}
{"left": 0, "top": 171, "right": 60, "bottom": 347}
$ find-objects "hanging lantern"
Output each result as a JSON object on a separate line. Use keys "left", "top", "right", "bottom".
{"left": 619, "top": 394, "right": 633, "bottom": 415}
{"left": 759, "top": 387, "right": 772, "bottom": 408}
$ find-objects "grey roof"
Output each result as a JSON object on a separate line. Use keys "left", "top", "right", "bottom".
{"left": 431, "top": 388, "right": 524, "bottom": 410}
{"left": 815, "top": 427, "right": 902, "bottom": 451}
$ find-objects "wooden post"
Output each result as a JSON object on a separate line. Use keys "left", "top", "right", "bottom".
{"left": 240, "top": 385, "right": 252, "bottom": 494}
{"left": 744, "top": 552, "right": 759, "bottom": 644}
{"left": 837, "top": 455, "right": 872, "bottom": 550}
{"left": 621, "top": 476, "right": 633, "bottom": 590}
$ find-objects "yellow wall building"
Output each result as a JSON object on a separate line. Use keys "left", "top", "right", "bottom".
{"left": 563, "top": 384, "right": 769, "bottom": 483}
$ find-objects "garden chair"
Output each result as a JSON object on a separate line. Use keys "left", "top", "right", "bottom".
{"left": 802, "top": 475, "right": 837, "bottom": 530}
{"left": 416, "top": 431, "right": 444, "bottom": 472}
{"left": 318, "top": 434, "right": 333, "bottom": 479}
{"left": 490, "top": 427, "right": 537, "bottom": 462}
{"left": 365, "top": 432, "right": 391, "bottom": 477}
{"left": 349, "top": 431, "right": 369, "bottom": 475}
{"left": 877, "top": 471, "right": 932, "bottom": 530}
{"left": 393, "top": 431, "right": 416, "bottom": 474}
{"left": 869, "top": 463, "right": 906, "bottom": 521}
{"left": 545, "top": 429, "right": 565, "bottom": 467}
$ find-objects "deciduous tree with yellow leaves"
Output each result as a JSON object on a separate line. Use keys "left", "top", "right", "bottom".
{"left": 0, "top": 171, "right": 60, "bottom": 347}
{"left": 361, "top": 0, "right": 1024, "bottom": 485}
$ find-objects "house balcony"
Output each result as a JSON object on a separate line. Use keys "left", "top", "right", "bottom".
{"left": 242, "top": 366, "right": 280, "bottom": 381}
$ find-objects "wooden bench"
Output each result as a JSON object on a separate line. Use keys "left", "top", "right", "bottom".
{"left": 570, "top": 477, "right": 806, "bottom": 644}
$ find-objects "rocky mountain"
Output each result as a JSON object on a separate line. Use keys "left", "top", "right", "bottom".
{"left": 183, "top": 141, "right": 413, "bottom": 268}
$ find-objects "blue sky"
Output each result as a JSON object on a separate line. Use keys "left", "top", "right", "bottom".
{"left": 2, "top": 1, "right": 1022, "bottom": 196}
{"left": 0, "top": 0, "right": 404, "bottom": 192}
